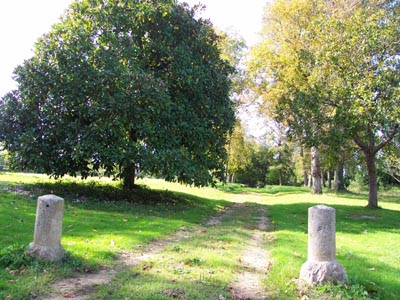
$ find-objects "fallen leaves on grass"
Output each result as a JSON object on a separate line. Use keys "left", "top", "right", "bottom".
{"left": 162, "top": 288, "right": 185, "bottom": 299}
{"left": 8, "top": 269, "right": 26, "bottom": 276}
{"left": 29, "top": 291, "right": 37, "bottom": 298}
{"left": 142, "top": 263, "right": 153, "bottom": 271}
{"left": 292, "top": 252, "right": 302, "bottom": 258}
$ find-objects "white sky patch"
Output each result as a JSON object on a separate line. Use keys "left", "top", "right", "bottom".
{"left": 0, "top": 0, "right": 267, "bottom": 138}
{"left": 0, "top": 0, "right": 75, "bottom": 95}
{"left": 0, "top": 0, "right": 265, "bottom": 96}
{"left": 184, "top": 0, "right": 265, "bottom": 45}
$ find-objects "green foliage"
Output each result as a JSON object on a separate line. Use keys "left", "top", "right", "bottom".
{"left": 236, "top": 144, "right": 273, "bottom": 187}
{"left": 227, "top": 121, "right": 297, "bottom": 187}
{"left": 226, "top": 121, "right": 252, "bottom": 180}
{"left": 379, "top": 136, "right": 400, "bottom": 185}
{"left": 0, "top": 146, "right": 7, "bottom": 171}
{"left": 0, "top": 244, "right": 32, "bottom": 269}
{"left": 217, "top": 30, "right": 247, "bottom": 92}
{"left": 314, "top": 280, "right": 380, "bottom": 300}
{"left": 267, "top": 128, "right": 296, "bottom": 185}
{"left": 0, "top": 0, "right": 235, "bottom": 188}
{"left": 249, "top": 0, "right": 400, "bottom": 206}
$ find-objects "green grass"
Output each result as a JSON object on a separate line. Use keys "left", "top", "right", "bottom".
{"left": 91, "top": 202, "right": 266, "bottom": 300}
{"left": 0, "top": 173, "right": 231, "bottom": 299}
{"left": 217, "top": 182, "right": 310, "bottom": 195}
{"left": 0, "top": 172, "right": 399, "bottom": 299}
{"left": 254, "top": 191, "right": 400, "bottom": 299}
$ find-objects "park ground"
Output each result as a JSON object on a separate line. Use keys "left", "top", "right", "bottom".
{"left": 0, "top": 172, "right": 399, "bottom": 300}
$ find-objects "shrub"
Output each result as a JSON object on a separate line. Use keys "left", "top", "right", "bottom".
{"left": 0, "top": 244, "right": 33, "bottom": 269}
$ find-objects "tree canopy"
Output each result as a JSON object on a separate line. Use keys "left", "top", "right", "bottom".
{"left": 249, "top": 0, "right": 400, "bottom": 207}
{"left": 0, "top": 0, "right": 235, "bottom": 189}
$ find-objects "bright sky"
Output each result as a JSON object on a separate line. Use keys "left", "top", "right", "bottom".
{"left": 0, "top": 0, "right": 265, "bottom": 97}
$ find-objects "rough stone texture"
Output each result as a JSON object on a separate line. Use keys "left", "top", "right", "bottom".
{"left": 28, "top": 195, "right": 66, "bottom": 262}
{"left": 300, "top": 260, "right": 347, "bottom": 285}
{"left": 300, "top": 205, "right": 346, "bottom": 285}
{"left": 308, "top": 205, "right": 336, "bottom": 262}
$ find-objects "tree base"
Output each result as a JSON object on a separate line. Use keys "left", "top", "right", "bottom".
{"left": 300, "top": 260, "right": 346, "bottom": 285}
{"left": 365, "top": 204, "right": 381, "bottom": 209}
{"left": 28, "top": 243, "right": 66, "bottom": 262}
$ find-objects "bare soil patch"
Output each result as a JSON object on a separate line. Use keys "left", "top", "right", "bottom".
{"left": 205, "top": 202, "right": 245, "bottom": 226}
{"left": 41, "top": 202, "right": 250, "bottom": 299}
{"left": 230, "top": 208, "right": 272, "bottom": 300}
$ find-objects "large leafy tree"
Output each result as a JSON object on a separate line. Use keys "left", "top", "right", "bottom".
{"left": 249, "top": 0, "right": 400, "bottom": 207}
{"left": 249, "top": 0, "right": 327, "bottom": 194}
{"left": 312, "top": 0, "right": 400, "bottom": 207}
{"left": 0, "top": 0, "right": 235, "bottom": 189}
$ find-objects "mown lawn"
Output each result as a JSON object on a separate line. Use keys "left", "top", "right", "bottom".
{"left": 216, "top": 182, "right": 400, "bottom": 299}
{"left": 0, "top": 173, "right": 232, "bottom": 299}
{"left": 0, "top": 173, "right": 399, "bottom": 299}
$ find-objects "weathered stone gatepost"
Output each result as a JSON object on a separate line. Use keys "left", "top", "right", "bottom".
{"left": 28, "top": 195, "right": 66, "bottom": 262}
{"left": 300, "top": 205, "right": 346, "bottom": 285}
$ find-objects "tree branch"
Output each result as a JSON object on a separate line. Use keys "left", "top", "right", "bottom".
{"left": 353, "top": 134, "right": 367, "bottom": 150}
{"left": 374, "top": 125, "right": 400, "bottom": 154}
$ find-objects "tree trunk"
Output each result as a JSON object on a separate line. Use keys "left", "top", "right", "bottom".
{"left": 364, "top": 150, "right": 379, "bottom": 208}
{"left": 311, "top": 146, "right": 322, "bottom": 194}
{"left": 304, "top": 171, "right": 309, "bottom": 187}
{"left": 353, "top": 128, "right": 399, "bottom": 208}
{"left": 334, "top": 161, "right": 345, "bottom": 191}
{"left": 327, "top": 170, "right": 332, "bottom": 189}
{"left": 278, "top": 169, "right": 283, "bottom": 186}
{"left": 123, "top": 162, "right": 136, "bottom": 190}
{"left": 122, "top": 129, "right": 138, "bottom": 190}
{"left": 229, "top": 173, "right": 235, "bottom": 183}
{"left": 300, "top": 145, "right": 308, "bottom": 187}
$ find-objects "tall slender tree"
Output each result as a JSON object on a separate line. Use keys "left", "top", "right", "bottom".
{"left": 249, "top": 0, "right": 327, "bottom": 194}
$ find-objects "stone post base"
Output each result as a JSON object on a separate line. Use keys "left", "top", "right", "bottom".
{"left": 28, "top": 243, "right": 66, "bottom": 262}
{"left": 300, "top": 260, "right": 347, "bottom": 285}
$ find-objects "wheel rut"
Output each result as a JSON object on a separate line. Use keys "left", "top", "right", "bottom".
{"left": 41, "top": 198, "right": 272, "bottom": 300}
{"left": 230, "top": 207, "right": 271, "bottom": 300}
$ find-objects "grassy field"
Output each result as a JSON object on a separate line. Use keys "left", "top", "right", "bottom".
{"left": 0, "top": 172, "right": 399, "bottom": 299}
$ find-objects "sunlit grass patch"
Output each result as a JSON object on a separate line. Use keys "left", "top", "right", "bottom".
{"left": 0, "top": 173, "right": 231, "bottom": 299}
{"left": 90, "top": 202, "right": 268, "bottom": 300}
{"left": 256, "top": 189, "right": 400, "bottom": 300}
{"left": 0, "top": 173, "right": 399, "bottom": 300}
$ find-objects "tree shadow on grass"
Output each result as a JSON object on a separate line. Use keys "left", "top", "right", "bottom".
{"left": 323, "top": 188, "right": 400, "bottom": 205}
{"left": 11, "top": 179, "right": 231, "bottom": 221}
{"left": 93, "top": 268, "right": 234, "bottom": 300}
{"left": 217, "top": 183, "right": 310, "bottom": 195}
{"left": 264, "top": 200, "right": 399, "bottom": 300}
{"left": 266, "top": 201, "right": 400, "bottom": 235}
{"left": 337, "top": 249, "right": 400, "bottom": 299}
{"left": 0, "top": 178, "right": 234, "bottom": 274}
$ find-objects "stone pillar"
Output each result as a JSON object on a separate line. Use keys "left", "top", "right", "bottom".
{"left": 28, "top": 195, "right": 66, "bottom": 262}
{"left": 300, "top": 205, "right": 346, "bottom": 285}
